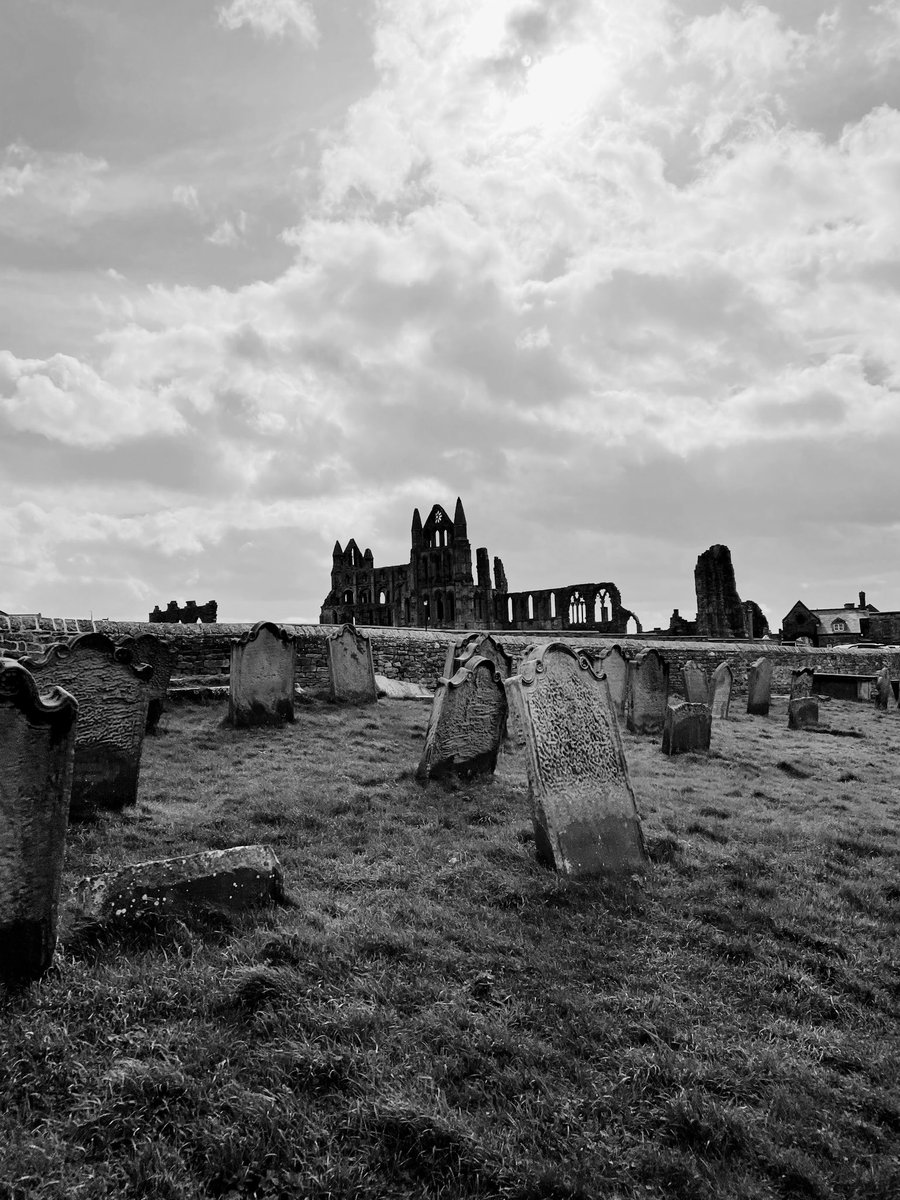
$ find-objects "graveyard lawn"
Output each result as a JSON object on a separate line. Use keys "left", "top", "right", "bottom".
{"left": 1, "top": 697, "right": 898, "bottom": 1200}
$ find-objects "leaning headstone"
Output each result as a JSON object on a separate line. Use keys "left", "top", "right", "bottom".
{"left": 456, "top": 632, "right": 513, "bottom": 679}
{"left": 788, "top": 697, "right": 819, "bottom": 729}
{"left": 19, "top": 633, "right": 151, "bottom": 819}
{"left": 661, "top": 701, "right": 712, "bottom": 755}
{"left": 229, "top": 622, "right": 296, "bottom": 727}
{"left": 746, "top": 657, "right": 773, "bottom": 716}
{"left": 874, "top": 666, "right": 894, "bottom": 711}
{"left": 70, "top": 845, "right": 285, "bottom": 925}
{"left": 597, "top": 645, "right": 628, "bottom": 716}
{"left": 789, "top": 667, "right": 814, "bottom": 702}
{"left": 132, "top": 633, "right": 176, "bottom": 733}
{"left": 0, "top": 658, "right": 78, "bottom": 983}
{"left": 416, "top": 656, "right": 507, "bottom": 780}
{"left": 682, "top": 660, "right": 710, "bottom": 705}
{"left": 326, "top": 623, "right": 377, "bottom": 704}
{"left": 504, "top": 642, "right": 648, "bottom": 878}
{"left": 625, "top": 648, "right": 669, "bottom": 735}
{"left": 710, "top": 662, "right": 733, "bottom": 719}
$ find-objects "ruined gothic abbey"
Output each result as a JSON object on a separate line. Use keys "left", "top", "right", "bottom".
{"left": 320, "top": 497, "right": 640, "bottom": 635}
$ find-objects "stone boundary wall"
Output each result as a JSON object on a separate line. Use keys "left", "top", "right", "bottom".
{"left": 2, "top": 616, "right": 899, "bottom": 696}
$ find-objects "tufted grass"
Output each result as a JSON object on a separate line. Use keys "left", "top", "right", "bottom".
{"left": 1, "top": 694, "right": 899, "bottom": 1198}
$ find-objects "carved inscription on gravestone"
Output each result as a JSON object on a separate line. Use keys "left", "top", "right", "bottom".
{"left": 597, "top": 645, "right": 628, "bottom": 716}
{"left": 625, "top": 648, "right": 669, "bottom": 735}
{"left": 326, "top": 624, "right": 378, "bottom": 704}
{"left": 417, "top": 656, "right": 507, "bottom": 780}
{"left": 710, "top": 662, "right": 734, "bottom": 719}
{"left": 20, "top": 633, "right": 151, "bottom": 819}
{"left": 682, "top": 660, "right": 710, "bottom": 705}
{"left": 229, "top": 622, "right": 296, "bottom": 727}
{"left": 746, "top": 657, "right": 773, "bottom": 716}
{"left": 504, "top": 642, "right": 648, "bottom": 879}
{"left": 0, "top": 658, "right": 78, "bottom": 982}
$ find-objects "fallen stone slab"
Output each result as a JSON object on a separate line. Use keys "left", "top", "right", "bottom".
{"left": 69, "top": 845, "right": 285, "bottom": 924}
{"left": 375, "top": 675, "right": 434, "bottom": 700}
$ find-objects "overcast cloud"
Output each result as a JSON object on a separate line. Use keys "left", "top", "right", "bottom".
{"left": 2, "top": 0, "right": 899, "bottom": 629}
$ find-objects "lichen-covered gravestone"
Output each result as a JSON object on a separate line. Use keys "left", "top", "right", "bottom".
{"left": 710, "top": 662, "right": 734, "bottom": 719}
{"left": 504, "top": 642, "right": 648, "bottom": 879}
{"left": 132, "top": 633, "right": 176, "bottom": 733}
{"left": 326, "top": 623, "right": 378, "bottom": 704}
{"left": 625, "top": 648, "right": 669, "bottom": 734}
{"left": 682, "top": 661, "right": 710, "bottom": 705}
{"left": 19, "top": 633, "right": 151, "bottom": 820}
{"left": 874, "top": 666, "right": 895, "bottom": 711}
{"left": 788, "top": 697, "right": 819, "bottom": 729}
{"left": 746, "top": 657, "right": 773, "bottom": 716}
{"left": 662, "top": 701, "right": 712, "bottom": 755}
{"left": 229, "top": 622, "right": 296, "bottom": 727}
{"left": 416, "top": 656, "right": 507, "bottom": 780}
{"left": 0, "top": 658, "right": 78, "bottom": 982}
{"left": 597, "top": 645, "right": 628, "bottom": 716}
{"left": 443, "top": 632, "right": 513, "bottom": 681}
{"left": 789, "top": 668, "right": 814, "bottom": 702}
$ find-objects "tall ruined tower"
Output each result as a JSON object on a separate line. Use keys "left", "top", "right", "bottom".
{"left": 408, "top": 497, "right": 477, "bottom": 628}
{"left": 694, "top": 545, "right": 748, "bottom": 638}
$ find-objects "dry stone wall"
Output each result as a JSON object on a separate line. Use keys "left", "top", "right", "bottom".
{"left": 2, "top": 617, "right": 899, "bottom": 696}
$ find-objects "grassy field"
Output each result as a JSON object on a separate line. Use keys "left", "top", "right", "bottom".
{"left": 1, "top": 693, "right": 899, "bottom": 1199}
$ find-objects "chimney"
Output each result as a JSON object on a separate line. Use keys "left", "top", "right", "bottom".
{"left": 859, "top": 590, "right": 866, "bottom": 609}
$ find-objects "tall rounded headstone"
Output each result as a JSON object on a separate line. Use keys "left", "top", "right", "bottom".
{"left": 326, "top": 624, "right": 378, "bottom": 704}
{"left": 417, "top": 656, "right": 507, "bottom": 780}
{"left": 710, "top": 662, "right": 734, "bottom": 719}
{"left": 19, "top": 633, "right": 152, "bottom": 820}
{"left": 0, "top": 658, "right": 78, "bottom": 983}
{"left": 597, "top": 645, "right": 628, "bottom": 716}
{"left": 625, "top": 648, "right": 669, "bottom": 735}
{"left": 746, "top": 657, "right": 774, "bottom": 716}
{"left": 682, "top": 660, "right": 710, "bottom": 705}
{"left": 505, "top": 643, "right": 648, "bottom": 879}
{"left": 229, "top": 622, "right": 296, "bottom": 727}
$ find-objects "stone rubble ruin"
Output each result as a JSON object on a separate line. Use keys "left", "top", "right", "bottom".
{"left": 694, "top": 545, "right": 768, "bottom": 639}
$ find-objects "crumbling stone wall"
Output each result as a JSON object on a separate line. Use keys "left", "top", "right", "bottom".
{"left": 149, "top": 600, "right": 218, "bottom": 624}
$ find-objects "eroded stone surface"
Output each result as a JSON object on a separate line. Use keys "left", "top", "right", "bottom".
{"left": 229, "top": 622, "right": 296, "bottom": 727}
{"left": 788, "top": 697, "right": 819, "bottom": 729}
{"left": 70, "top": 845, "right": 285, "bottom": 924}
{"left": 661, "top": 701, "right": 712, "bottom": 756}
{"left": 682, "top": 661, "right": 710, "bottom": 705}
{"left": 789, "top": 668, "right": 814, "bottom": 702}
{"left": 327, "top": 624, "right": 378, "bottom": 704}
{"left": 417, "top": 655, "right": 507, "bottom": 779}
{"left": 746, "top": 657, "right": 774, "bottom": 716}
{"left": 504, "top": 642, "right": 648, "bottom": 879}
{"left": 0, "top": 659, "right": 78, "bottom": 982}
{"left": 132, "top": 634, "right": 176, "bottom": 733}
{"left": 597, "top": 645, "right": 628, "bottom": 716}
{"left": 710, "top": 662, "right": 733, "bottom": 719}
{"left": 874, "top": 666, "right": 894, "bottom": 710}
{"left": 19, "top": 634, "right": 151, "bottom": 819}
{"left": 625, "top": 649, "right": 669, "bottom": 735}
{"left": 443, "top": 632, "right": 512, "bottom": 681}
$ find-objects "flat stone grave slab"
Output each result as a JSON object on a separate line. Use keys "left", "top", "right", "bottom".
{"left": 417, "top": 655, "right": 507, "bottom": 780}
{"left": 788, "top": 697, "right": 819, "bottom": 729}
{"left": 746, "top": 657, "right": 774, "bottom": 716}
{"left": 19, "top": 633, "right": 151, "bottom": 820}
{"left": 710, "top": 662, "right": 734, "bottom": 719}
{"left": 662, "top": 700, "right": 712, "bottom": 756}
{"left": 229, "top": 621, "right": 296, "bottom": 727}
{"left": 625, "top": 648, "right": 669, "bottom": 735}
{"left": 0, "top": 659, "right": 78, "bottom": 983}
{"left": 682, "top": 660, "right": 710, "bottom": 705}
{"left": 70, "top": 845, "right": 285, "bottom": 925}
{"left": 327, "top": 624, "right": 378, "bottom": 704}
{"left": 505, "top": 642, "right": 648, "bottom": 880}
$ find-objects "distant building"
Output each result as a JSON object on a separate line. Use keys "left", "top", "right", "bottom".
{"left": 782, "top": 593, "right": 878, "bottom": 645}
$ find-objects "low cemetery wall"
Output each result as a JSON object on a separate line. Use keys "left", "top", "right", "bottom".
{"left": 2, "top": 616, "right": 899, "bottom": 695}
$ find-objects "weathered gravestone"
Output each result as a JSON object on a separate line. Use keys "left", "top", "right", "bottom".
{"left": 874, "top": 666, "right": 895, "bottom": 711}
{"left": 746, "top": 657, "right": 773, "bottom": 716}
{"left": 19, "top": 633, "right": 151, "bottom": 819}
{"left": 789, "top": 668, "right": 814, "bottom": 702}
{"left": 597, "top": 645, "right": 629, "bottom": 716}
{"left": 710, "top": 662, "right": 734, "bottom": 719}
{"left": 443, "top": 632, "right": 512, "bottom": 681}
{"left": 229, "top": 622, "right": 296, "bottom": 727}
{"left": 132, "top": 633, "right": 176, "bottom": 733}
{"left": 625, "top": 648, "right": 669, "bottom": 735}
{"left": 326, "top": 623, "right": 378, "bottom": 704}
{"left": 504, "top": 642, "right": 648, "bottom": 879}
{"left": 662, "top": 701, "right": 712, "bottom": 756}
{"left": 0, "top": 658, "right": 78, "bottom": 982}
{"left": 417, "top": 656, "right": 507, "bottom": 780}
{"left": 682, "top": 660, "right": 710, "bottom": 705}
{"left": 788, "top": 697, "right": 819, "bottom": 729}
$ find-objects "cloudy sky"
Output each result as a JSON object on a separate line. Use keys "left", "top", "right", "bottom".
{"left": 2, "top": 0, "right": 899, "bottom": 630}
